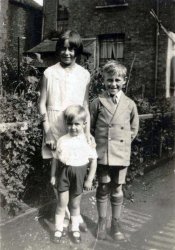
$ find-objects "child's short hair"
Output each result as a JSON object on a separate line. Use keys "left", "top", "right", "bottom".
{"left": 103, "top": 60, "right": 127, "bottom": 78}
{"left": 56, "top": 30, "right": 83, "bottom": 56}
{"left": 64, "top": 105, "right": 87, "bottom": 124}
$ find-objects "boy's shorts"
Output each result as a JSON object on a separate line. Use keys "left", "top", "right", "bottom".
{"left": 56, "top": 163, "right": 88, "bottom": 196}
{"left": 97, "top": 164, "right": 128, "bottom": 185}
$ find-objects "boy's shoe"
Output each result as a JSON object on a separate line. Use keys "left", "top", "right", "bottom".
{"left": 96, "top": 217, "right": 107, "bottom": 240}
{"left": 71, "top": 231, "right": 81, "bottom": 244}
{"left": 111, "top": 219, "right": 125, "bottom": 241}
{"left": 52, "top": 230, "right": 63, "bottom": 244}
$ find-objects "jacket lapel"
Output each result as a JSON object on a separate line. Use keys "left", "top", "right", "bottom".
{"left": 99, "top": 92, "right": 117, "bottom": 114}
{"left": 112, "top": 91, "right": 129, "bottom": 120}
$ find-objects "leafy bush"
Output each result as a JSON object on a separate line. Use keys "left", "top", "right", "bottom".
{"left": 0, "top": 56, "right": 44, "bottom": 214}
{"left": 1, "top": 56, "right": 41, "bottom": 95}
{"left": 0, "top": 93, "right": 43, "bottom": 214}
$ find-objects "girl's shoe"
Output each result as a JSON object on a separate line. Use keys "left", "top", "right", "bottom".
{"left": 52, "top": 230, "right": 63, "bottom": 244}
{"left": 71, "top": 231, "right": 81, "bottom": 244}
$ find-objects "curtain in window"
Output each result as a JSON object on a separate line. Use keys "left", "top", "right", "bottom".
{"left": 100, "top": 39, "right": 123, "bottom": 59}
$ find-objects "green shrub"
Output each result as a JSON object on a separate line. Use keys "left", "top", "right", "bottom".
{"left": 0, "top": 93, "right": 43, "bottom": 215}
{"left": 0, "top": 56, "right": 43, "bottom": 214}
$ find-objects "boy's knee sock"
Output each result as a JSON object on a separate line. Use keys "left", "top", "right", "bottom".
{"left": 71, "top": 215, "right": 80, "bottom": 231}
{"left": 111, "top": 195, "right": 123, "bottom": 220}
{"left": 55, "top": 214, "right": 64, "bottom": 231}
{"left": 96, "top": 184, "right": 110, "bottom": 218}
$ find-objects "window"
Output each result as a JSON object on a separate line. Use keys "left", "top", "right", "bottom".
{"left": 99, "top": 33, "right": 124, "bottom": 65}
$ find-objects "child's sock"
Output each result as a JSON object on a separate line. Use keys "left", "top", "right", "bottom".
{"left": 63, "top": 207, "right": 70, "bottom": 228}
{"left": 71, "top": 215, "right": 80, "bottom": 232}
{"left": 111, "top": 195, "right": 123, "bottom": 220}
{"left": 55, "top": 214, "right": 64, "bottom": 232}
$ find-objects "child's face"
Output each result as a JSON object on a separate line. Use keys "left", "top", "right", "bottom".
{"left": 103, "top": 72, "right": 126, "bottom": 96}
{"left": 59, "top": 39, "right": 76, "bottom": 66}
{"left": 66, "top": 118, "right": 85, "bottom": 137}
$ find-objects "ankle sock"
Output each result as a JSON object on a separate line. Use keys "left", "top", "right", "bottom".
{"left": 71, "top": 215, "right": 80, "bottom": 232}
{"left": 55, "top": 214, "right": 64, "bottom": 232}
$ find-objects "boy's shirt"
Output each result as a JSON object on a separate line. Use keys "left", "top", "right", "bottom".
{"left": 107, "top": 89, "right": 122, "bottom": 104}
{"left": 52, "top": 133, "right": 97, "bottom": 166}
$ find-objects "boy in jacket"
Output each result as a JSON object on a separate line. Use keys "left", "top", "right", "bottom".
{"left": 90, "top": 60, "right": 139, "bottom": 241}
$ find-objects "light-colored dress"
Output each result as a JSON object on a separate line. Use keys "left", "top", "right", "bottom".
{"left": 42, "top": 62, "right": 90, "bottom": 159}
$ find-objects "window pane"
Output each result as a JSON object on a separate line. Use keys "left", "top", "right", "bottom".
{"left": 99, "top": 36, "right": 124, "bottom": 64}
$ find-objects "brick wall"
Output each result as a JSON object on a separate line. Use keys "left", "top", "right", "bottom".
{"left": 43, "top": 0, "right": 58, "bottom": 38}
{"left": 1, "top": 1, "right": 42, "bottom": 59}
{"left": 0, "top": 0, "right": 9, "bottom": 60}
{"left": 66, "top": 0, "right": 175, "bottom": 98}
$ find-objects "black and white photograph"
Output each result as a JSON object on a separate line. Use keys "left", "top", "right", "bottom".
{"left": 0, "top": 0, "right": 175, "bottom": 249}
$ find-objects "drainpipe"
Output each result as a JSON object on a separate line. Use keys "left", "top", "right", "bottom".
{"left": 154, "top": 0, "right": 159, "bottom": 98}
{"left": 41, "top": 0, "right": 45, "bottom": 40}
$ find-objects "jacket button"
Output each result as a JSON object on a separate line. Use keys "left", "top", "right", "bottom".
{"left": 120, "top": 140, "right": 123, "bottom": 142}
{"left": 121, "top": 127, "right": 124, "bottom": 129}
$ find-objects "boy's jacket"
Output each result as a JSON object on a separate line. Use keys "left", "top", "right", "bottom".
{"left": 90, "top": 91, "right": 139, "bottom": 166}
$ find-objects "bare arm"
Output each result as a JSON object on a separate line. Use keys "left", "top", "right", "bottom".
{"left": 130, "top": 102, "right": 139, "bottom": 141}
{"left": 83, "top": 83, "right": 91, "bottom": 141}
{"left": 39, "top": 75, "right": 56, "bottom": 150}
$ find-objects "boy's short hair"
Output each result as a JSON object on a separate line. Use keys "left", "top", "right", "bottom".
{"left": 103, "top": 60, "right": 127, "bottom": 78}
{"left": 64, "top": 105, "right": 87, "bottom": 124}
{"left": 56, "top": 30, "right": 83, "bottom": 56}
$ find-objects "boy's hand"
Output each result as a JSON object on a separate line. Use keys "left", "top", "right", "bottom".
{"left": 84, "top": 179, "right": 93, "bottom": 191}
{"left": 50, "top": 176, "right": 56, "bottom": 186}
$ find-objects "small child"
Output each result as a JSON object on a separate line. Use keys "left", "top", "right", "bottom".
{"left": 90, "top": 60, "right": 139, "bottom": 241}
{"left": 50, "top": 105, "right": 97, "bottom": 244}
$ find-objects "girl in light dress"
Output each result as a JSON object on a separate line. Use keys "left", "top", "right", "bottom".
{"left": 39, "top": 30, "right": 91, "bottom": 238}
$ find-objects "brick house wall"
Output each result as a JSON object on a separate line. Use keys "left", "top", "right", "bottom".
{"left": 0, "top": 0, "right": 9, "bottom": 60}
{"left": 65, "top": 0, "right": 175, "bottom": 98}
{"left": 0, "top": 0, "right": 42, "bottom": 60}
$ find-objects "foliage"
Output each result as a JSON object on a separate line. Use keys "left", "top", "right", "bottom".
{"left": 1, "top": 56, "right": 41, "bottom": 95}
{"left": 0, "top": 56, "right": 43, "bottom": 214}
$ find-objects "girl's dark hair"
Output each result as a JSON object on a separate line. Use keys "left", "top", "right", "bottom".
{"left": 56, "top": 30, "right": 83, "bottom": 56}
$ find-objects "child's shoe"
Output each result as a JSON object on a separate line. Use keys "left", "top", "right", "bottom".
{"left": 71, "top": 231, "right": 81, "bottom": 244}
{"left": 96, "top": 217, "right": 107, "bottom": 240}
{"left": 52, "top": 230, "right": 63, "bottom": 244}
{"left": 111, "top": 218, "right": 124, "bottom": 241}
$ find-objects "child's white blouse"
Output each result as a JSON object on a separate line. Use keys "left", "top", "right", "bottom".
{"left": 52, "top": 133, "right": 97, "bottom": 166}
